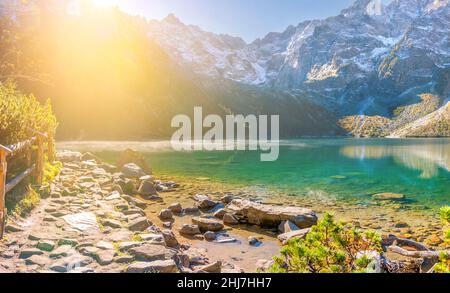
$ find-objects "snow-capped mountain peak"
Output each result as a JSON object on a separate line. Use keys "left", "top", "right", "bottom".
{"left": 148, "top": 0, "right": 450, "bottom": 117}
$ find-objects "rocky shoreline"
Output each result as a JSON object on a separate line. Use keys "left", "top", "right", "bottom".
{"left": 0, "top": 150, "right": 447, "bottom": 273}
{"left": 0, "top": 150, "right": 318, "bottom": 273}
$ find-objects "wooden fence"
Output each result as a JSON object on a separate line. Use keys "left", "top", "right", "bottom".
{"left": 0, "top": 131, "right": 54, "bottom": 238}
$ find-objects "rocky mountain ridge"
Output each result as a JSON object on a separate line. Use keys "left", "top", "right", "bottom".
{"left": 146, "top": 0, "right": 450, "bottom": 137}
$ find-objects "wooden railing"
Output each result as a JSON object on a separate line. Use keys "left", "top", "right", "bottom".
{"left": 0, "top": 131, "right": 54, "bottom": 238}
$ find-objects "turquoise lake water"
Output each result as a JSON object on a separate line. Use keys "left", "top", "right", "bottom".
{"left": 59, "top": 139, "right": 450, "bottom": 210}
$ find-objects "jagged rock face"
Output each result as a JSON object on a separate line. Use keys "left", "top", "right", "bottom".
{"left": 389, "top": 102, "right": 450, "bottom": 137}
{"left": 147, "top": 0, "right": 450, "bottom": 119}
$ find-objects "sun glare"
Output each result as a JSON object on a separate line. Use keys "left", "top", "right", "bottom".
{"left": 94, "top": 0, "right": 123, "bottom": 7}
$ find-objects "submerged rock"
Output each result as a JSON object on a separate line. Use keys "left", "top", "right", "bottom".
{"left": 372, "top": 193, "right": 405, "bottom": 201}
{"left": 226, "top": 199, "right": 317, "bottom": 229}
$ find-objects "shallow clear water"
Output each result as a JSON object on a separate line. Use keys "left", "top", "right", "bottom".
{"left": 58, "top": 138, "right": 450, "bottom": 210}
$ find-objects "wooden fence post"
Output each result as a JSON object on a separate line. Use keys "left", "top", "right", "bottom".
{"left": 48, "top": 132, "right": 55, "bottom": 164}
{"left": 0, "top": 145, "right": 12, "bottom": 239}
{"left": 35, "top": 135, "right": 45, "bottom": 185}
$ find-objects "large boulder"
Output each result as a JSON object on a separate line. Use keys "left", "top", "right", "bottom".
{"left": 226, "top": 200, "right": 317, "bottom": 229}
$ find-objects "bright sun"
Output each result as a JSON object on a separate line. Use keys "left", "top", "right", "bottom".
{"left": 93, "top": 0, "right": 123, "bottom": 7}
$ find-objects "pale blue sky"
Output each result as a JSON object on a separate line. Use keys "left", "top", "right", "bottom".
{"left": 101, "top": 0, "right": 357, "bottom": 42}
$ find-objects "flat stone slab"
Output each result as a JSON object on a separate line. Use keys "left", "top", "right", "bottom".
{"left": 192, "top": 218, "right": 224, "bottom": 232}
{"left": 372, "top": 193, "right": 405, "bottom": 201}
{"left": 62, "top": 212, "right": 100, "bottom": 233}
{"left": 277, "top": 228, "right": 311, "bottom": 245}
{"left": 124, "top": 260, "right": 178, "bottom": 273}
{"left": 226, "top": 199, "right": 317, "bottom": 229}
{"left": 128, "top": 244, "right": 174, "bottom": 262}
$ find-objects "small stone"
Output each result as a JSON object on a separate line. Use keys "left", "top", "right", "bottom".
{"left": 114, "top": 255, "right": 134, "bottom": 264}
{"left": 248, "top": 236, "right": 260, "bottom": 246}
{"left": 26, "top": 255, "right": 50, "bottom": 267}
{"left": 118, "top": 242, "right": 141, "bottom": 252}
{"left": 138, "top": 180, "right": 158, "bottom": 196}
{"left": 168, "top": 203, "right": 183, "bottom": 214}
{"left": 184, "top": 207, "right": 200, "bottom": 214}
{"left": 122, "top": 163, "right": 146, "bottom": 179}
{"left": 195, "top": 261, "right": 221, "bottom": 273}
{"left": 124, "top": 260, "right": 178, "bottom": 273}
{"left": 37, "top": 240, "right": 56, "bottom": 252}
{"left": 424, "top": 234, "right": 443, "bottom": 246}
{"left": 213, "top": 209, "right": 226, "bottom": 219}
{"left": 105, "top": 191, "right": 121, "bottom": 201}
{"left": 278, "top": 228, "right": 311, "bottom": 245}
{"left": 128, "top": 217, "right": 151, "bottom": 232}
{"left": 221, "top": 195, "right": 234, "bottom": 205}
{"left": 50, "top": 245, "right": 74, "bottom": 258}
{"left": 128, "top": 244, "right": 174, "bottom": 262}
{"left": 193, "top": 194, "right": 210, "bottom": 202}
{"left": 216, "top": 238, "right": 237, "bottom": 244}
{"left": 197, "top": 199, "right": 218, "bottom": 210}
{"left": 95, "top": 250, "right": 116, "bottom": 266}
{"left": 179, "top": 224, "right": 201, "bottom": 236}
{"left": 256, "top": 259, "right": 274, "bottom": 272}
{"left": 394, "top": 222, "right": 410, "bottom": 228}
{"left": 140, "top": 234, "right": 165, "bottom": 244}
{"left": 163, "top": 222, "right": 172, "bottom": 229}
{"left": 5, "top": 224, "right": 24, "bottom": 233}
{"left": 162, "top": 230, "right": 179, "bottom": 248}
{"left": 192, "top": 217, "right": 224, "bottom": 232}
{"left": 20, "top": 248, "right": 44, "bottom": 259}
{"left": 158, "top": 209, "right": 174, "bottom": 220}
{"left": 223, "top": 214, "right": 239, "bottom": 226}
{"left": 96, "top": 241, "right": 114, "bottom": 250}
{"left": 204, "top": 231, "right": 216, "bottom": 241}
{"left": 43, "top": 216, "right": 58, "bottom": 222}
{"left": 49, "top": 254, "right": 92, "bottom": 272}
{"left": 278, "top": 220, "right": 300, "bottom": 233}
{"left": 102, "top": 219, "right": 122, "bottom": 229}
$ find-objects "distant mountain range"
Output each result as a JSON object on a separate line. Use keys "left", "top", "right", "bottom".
{"left": 144, "top": 0, "right": 450, "bottom": 138}
{"left": 7, "top": 0, "right": 449, "bottom": 139}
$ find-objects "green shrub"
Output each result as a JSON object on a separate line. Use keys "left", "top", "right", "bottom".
{"left": 435, "top": 206, "right": 450, "bottom": 273}
{"left": 11, "top": 185, "right": 40, "bottom": 217}
{"left": 269, "top": 213, "right": 382, "bottom": 273}
{"left": 0, "top": 82, "right": 57, "bottom": 145}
